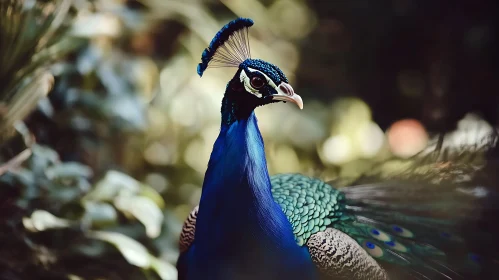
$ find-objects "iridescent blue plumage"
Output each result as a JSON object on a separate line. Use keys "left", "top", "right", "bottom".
{"left": 180, "top": 113, "right": 317, "bottom": 280}
{"left": 240, "top": 59, "right": 288, "bottom": 84}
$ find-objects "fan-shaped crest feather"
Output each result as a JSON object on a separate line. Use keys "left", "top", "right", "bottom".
{"left": 197, "top": 18, "right": 253, "bottom": 77}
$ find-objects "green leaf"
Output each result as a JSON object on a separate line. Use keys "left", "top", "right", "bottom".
{"left": 140, "top": 184, "right": 166, "bottom": 209}
{"left": 31, "top": 144, "right": 60, "bottom": 161}
{"left": 86, "top": 230, "right": 152, "bottom": 268}
{"left": 22, "top": 209, "right": 71, "bottom": 232}
{"left": 150, "top": 256, "right": 178, "bottom": 280}
{"left": 45, "top": 161, "right": 93, "bottom": 180}
{"left": 114, "top": 195, "right": 164, "bottom": 238}
{"left": 82, "top": 201, "right": 118, "bottom": 226}
{"left": 84, "top": 170, "right": 141, "bottom": 201}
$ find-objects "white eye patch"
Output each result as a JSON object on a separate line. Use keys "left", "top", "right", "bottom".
{"left": 239, "top": 67, "right": 279, "bottom": 98}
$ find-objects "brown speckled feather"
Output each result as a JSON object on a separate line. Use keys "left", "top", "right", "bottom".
{"left": 179, "top": 205, "right": 198, "bottom": 253}
{"left": 307, "top": 228, "right": 388, "bottom": 280}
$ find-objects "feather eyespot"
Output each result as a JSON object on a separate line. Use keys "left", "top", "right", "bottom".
{"left": 363, "top": 241, "right": 384, "bottom": 258}
{"left": 391, "top": 225, "right": 414, "bottom": 238}
{"left": 250, "top": 76, "right": 266, "bottom": 89}
{"left": 392, "top": 226, "right": 403, "bottom": 233}
{"left": 369, "top": 228, "right": 391, "bottom": 241}
{"left": 384, "top": 240, "right": 408, "bottom": 252}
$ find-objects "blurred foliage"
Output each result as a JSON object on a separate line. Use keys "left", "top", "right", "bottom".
{"left": 1, "top": 146, "right": 177, "bottom": 279}
{"left": 0, "top": 0, "right": 82, "bottom": 144}
{"left": 1, "top": 0, "right": 175, "bottom": 279}
{"left": 0, "top": 0, "right": 497, "bottom": 279}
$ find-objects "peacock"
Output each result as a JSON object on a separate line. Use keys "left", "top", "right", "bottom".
{"left": 176, "top": 18, "right": 499, "bottom": 280}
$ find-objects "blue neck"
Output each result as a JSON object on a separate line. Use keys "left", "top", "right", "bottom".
{"left": 195, "top": 110, "right": 304, "bottom": 251}
{"left": 196, "top": 112, "right": 284, "bottom": 240}
{"left": 191, "top": 111, "right": 317, "bottom": 279}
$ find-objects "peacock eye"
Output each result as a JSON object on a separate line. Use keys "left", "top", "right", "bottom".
{"left": 250, "top": 76, "right": 266, "bottom": 89}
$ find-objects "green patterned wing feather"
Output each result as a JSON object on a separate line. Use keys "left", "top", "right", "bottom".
{"left": 270, "top": 174, "right": 350, "bottom": 246}
{"left": 270, "top": 174, "right": 496, "bottom": 279}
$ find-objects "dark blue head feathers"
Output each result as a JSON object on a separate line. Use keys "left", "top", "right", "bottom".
{"left": 240, "top": 59, "right": 289, "bottom": 85}
{"left": 197, "top": 18, "right": 254, "bottom": 77}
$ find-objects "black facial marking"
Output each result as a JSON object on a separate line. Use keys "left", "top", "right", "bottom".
{"left": 221, "top": 69, "right": 265, "bottom": 125}
{"left": 242, "top": 68, "right": 276, "bottom": 99}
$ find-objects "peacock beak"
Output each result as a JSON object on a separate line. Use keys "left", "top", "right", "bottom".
{"left": 272, "top": 83, "right": 304, "bottom": 109}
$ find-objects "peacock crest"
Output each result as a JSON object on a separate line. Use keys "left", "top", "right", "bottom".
{"left": 197, "top": 18, "right": 253, "bottom": 76}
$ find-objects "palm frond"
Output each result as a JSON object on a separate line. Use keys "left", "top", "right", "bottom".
{"left": 0, "top": 0, "right": 83, "bottom": 142}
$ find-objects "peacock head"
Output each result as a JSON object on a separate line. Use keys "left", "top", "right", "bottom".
{"left": 197, "top": 18, "right": 303, "bottom": 113}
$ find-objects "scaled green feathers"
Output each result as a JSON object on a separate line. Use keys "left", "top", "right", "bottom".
{"left": 271, "top": 174, "right": 350, "bottom": 246}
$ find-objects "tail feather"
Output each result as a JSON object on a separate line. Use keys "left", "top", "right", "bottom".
{"left": 328, "top": 133, "right": 499, "bottom": 279}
